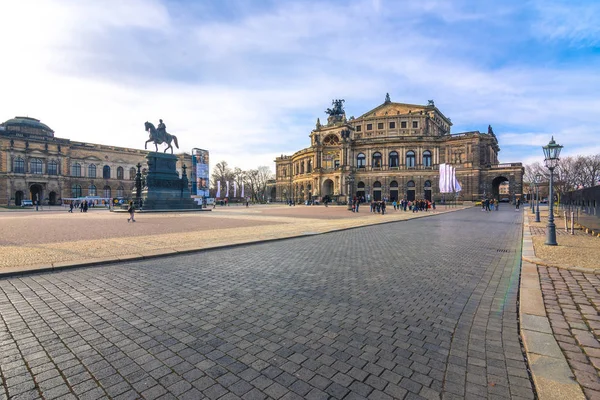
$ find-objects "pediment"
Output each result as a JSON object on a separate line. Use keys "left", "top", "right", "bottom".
{"left": 358, "top": 102, "right": 428, "bottom": 119}
{"left": 84, "top": 155, "right": 102, "bottom": 161}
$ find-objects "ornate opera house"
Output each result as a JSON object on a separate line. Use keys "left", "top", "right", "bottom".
{"left": 0, "top": 116, "right": 192, "bottom": 206}
{"left": 274, "top": 96, "right": 524, "bottom": 204}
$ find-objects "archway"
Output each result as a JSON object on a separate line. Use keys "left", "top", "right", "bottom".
{"left": 49, "top": 191, "right": 57, "bottom": 205}
{"left": 492, "top": 176, "right": 509, "bottom": 201}
{"left": 390, "top": 181, "right": 398, "bottom": 202}
{"left": 406, "top": 180, "right": 416, "bottom": 201}
{"left": 269, "top": 187, "right": 276, "bottom": 202}
{"left": 15, "top": 191, "right": 24, "bottom": 206}
{"left": 322, "top": 179, "right": 334, "bottom": 202}
{"left": 356, "top": 181, "right": 365, "bottom": 202}
{"left": 30, "top": 184, "right": 43, "bottom": 205}
{"left": 373, "top": 181, "right": 382, "bottom": 201}
{"left": 424, "top": 180, "right": 432, "bottom": 201}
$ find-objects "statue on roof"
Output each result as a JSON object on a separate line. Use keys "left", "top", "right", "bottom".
{"left": 325, "top": 99, "right": 346, "bottom": 125}
{"left": 316, "top": 118, "right": 321, "bottom": 130}
{"left": 384, "top": 93, "right": 391, "bottom": 103}
{"left": 427, "top": 99, "right": 435, "bottom": 107}
{"left": 488, "top": 125, "right": 494, "bottom": 135}
{"left": 325, "top": 99, "right": 345, "bottom": 117}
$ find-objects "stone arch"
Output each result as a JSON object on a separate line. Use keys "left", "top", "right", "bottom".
{"left": 492, "top": 176, "right": 510, "bottom": 201}
{"left": 322, "top": 179, "right": 334, "bottom": 201}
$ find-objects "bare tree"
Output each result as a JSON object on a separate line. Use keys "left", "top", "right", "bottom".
{"left": 211, "top": 161, "right": 235, "bottom": 198}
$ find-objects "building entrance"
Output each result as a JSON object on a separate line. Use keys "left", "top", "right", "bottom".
{"left": 30, "top": 184, "right": 43, "bottom": 205}
{"left": 15, "top": 191, "right": 24, "bottom": 206}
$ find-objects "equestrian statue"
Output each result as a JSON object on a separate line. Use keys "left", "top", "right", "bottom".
{"left": 144, "top": 119, "right": 179, "bottom": 154}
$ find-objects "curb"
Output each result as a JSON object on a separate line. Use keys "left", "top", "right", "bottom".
{"left": 520, "top": 213, "right": 586, "bottom": 399}
{"left": 0, "top": 207, "right": 467, "bottom": 279}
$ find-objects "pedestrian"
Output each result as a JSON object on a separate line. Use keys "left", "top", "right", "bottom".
{"left": 355, "top": 200, "right": 359, "bottom": 213}
{"left": 69, "top": 202, "right": 74, "bottom": 213}
{"left": 127, "top": 201, "right": 136, "bottom": 222}
{"left": 381, "top": 200, "right": 386, "bottom": 215}
{"left": 515, "top": 198, "right": 520, "bottom": 211}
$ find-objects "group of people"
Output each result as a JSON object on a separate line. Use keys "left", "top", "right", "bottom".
{"left": 69, "top": 200, "right": 92, "bottom": 213}
{"left": 367, "top": 198, "right": 435, "bottom": 214}
{"left": 481, "top": 198, "right": 500, "bottom": 212}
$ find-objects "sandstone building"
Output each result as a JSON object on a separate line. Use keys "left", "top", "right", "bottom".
{"left": 274, "top": 97, "right": 523, "bottom": 204}
{"left": 0, "top": 116, "right": 192, "bottom": 206}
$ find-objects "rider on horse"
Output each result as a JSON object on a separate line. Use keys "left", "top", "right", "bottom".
{"left": 156, "top": 119, "right": 167, "bottom": 143}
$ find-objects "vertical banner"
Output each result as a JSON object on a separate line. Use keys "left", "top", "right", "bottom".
{"left": 439, "top": 163, "right": 447, "bottom": 193}
{"left": 226, "top": 181, "right": 230, "bottom": 198}
{"left": 192, "top": 148, "right": 210, "bottom": 197}
{"left": 234, "top": 181, "right": 237, "bottom": 198}
{"left": 450, "top": 165, "right": 456, "bottom": 192}
{"left": 241, "top": 182, "right": 245, "bottom": 198}
{"left": 216, "top": 181, "right": 221, "bottom": 198}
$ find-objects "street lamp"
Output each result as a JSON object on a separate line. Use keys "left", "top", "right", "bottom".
{"left": 346, "top": 175, "right": 355, "bottom": 210}
{"left": 535, "top": 173, "right": 541, "bottom": 223}
{"left": 542, "top": 137, "right": 563, "bottom": 245}
{"left": 530, "top": 183, "right": 535, "bottom": 214}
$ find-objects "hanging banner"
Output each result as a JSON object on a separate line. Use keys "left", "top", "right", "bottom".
{"left": 216, "top": 181, "right": 221, "bottom": 198}
{"left": 234, "top": 181, "right": 237, "bottom": 198}
{"left": 192, "top": 148, "right": 209, "bottom": 197}
{"left": 226, "top": 181, "right": 230, "bottom": 198}
{"left": 241, "top": 182, "right": 245, "bottom": 198}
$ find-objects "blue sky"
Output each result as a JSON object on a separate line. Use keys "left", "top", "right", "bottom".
{"left": 1, "top": 0, "right": 599, "bottom": 172}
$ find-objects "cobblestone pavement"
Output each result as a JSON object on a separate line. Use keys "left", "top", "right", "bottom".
{"left": 0, "top": 208, "right": 533, "bottom": 399}
{"left": 539, "top": 267, "right": 600, "bottom": 399}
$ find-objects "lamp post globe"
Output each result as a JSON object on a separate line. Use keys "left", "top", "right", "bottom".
{"left": 542, "top": 137, "right": 563, "bottom": 245}
{"left": 534, "top": 173, "right": 542, "bottom": 223}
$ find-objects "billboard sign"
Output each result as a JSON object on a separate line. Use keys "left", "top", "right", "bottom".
{"left": 192, "top": 148, "right": 209, "bottom": 197}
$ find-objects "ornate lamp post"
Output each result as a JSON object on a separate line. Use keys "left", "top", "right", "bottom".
{"left": 542, "top": 137, "right": 563, "bottom": 245}
{"left": 530, "top": 183, "right": 535, "bottom": 214}
{"left": 346, "top": 175, "right": 355, "bottom": 210}
{"left": 534, "top": 173, "right": 541, "bottom": 223}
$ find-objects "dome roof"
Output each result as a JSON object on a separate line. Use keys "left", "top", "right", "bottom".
{"left": 1, "top": 116, "right": 54, "bottom": 137}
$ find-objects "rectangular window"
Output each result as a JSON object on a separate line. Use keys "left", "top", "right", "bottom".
{"left": 48, "top": 163, "right": 57, "bottom": 175}
{"left": 356, "top": 125, "right": 361, "bottom": 132}
{"left": 389, "top": 122, "right": 395, "bottom": 129}
{"left": 366, "top": 124, "right": 373, "bottom": 131}
{"left": 377, "top": 123, "right": 384, "bottom": 130}
{"left": 401, "top": 121, "right": 407, "bottom": 128}
{"left": 413, "top": 121, "right": 418, "bottom": 128}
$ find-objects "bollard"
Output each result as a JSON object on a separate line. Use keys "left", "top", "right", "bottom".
{"left": 571, "top": 212, "right": 575, "bottom": 235}
{"left": 564, "top": 211, "right": 568, "bottom": 232}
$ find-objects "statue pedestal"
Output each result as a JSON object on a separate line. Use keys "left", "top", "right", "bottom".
{"left": 141, "top": 152, "right": 200, "bottom": 210}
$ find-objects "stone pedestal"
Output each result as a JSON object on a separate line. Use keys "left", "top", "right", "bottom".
{"left": 141, "top": 152, "right": 200, "bottom": 210}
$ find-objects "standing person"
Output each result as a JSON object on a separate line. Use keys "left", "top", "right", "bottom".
{"left": 515, "top": 198, "right": 520, "bottom": 211}
{"left": 381, "top": 200, "right": 386, "bottom": 215}
{"left": 69, "top": 202, "right": 74, "bottom": 213}
{"left": 127, "top": 201, "right": 136, "bottom": 222}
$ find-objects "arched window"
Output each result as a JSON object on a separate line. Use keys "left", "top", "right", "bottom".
{"left": 307, "top": 160, "right": 312, "bottom": 173}
{"left": 129, "top": 167, "right": 137, "bottom": 180}
{"left": 117, "top": 186, "right": 124, "bottom": 197}
{"left": 406, "top": 151, "right": 416, "bottom": 167}
{"left": 48, "top": 160, "right": 58, "bottom": 175}
{"left": 373, "top": 181, "right": 382, "bottom": 188}
{"left": 357, "top": 181, "right": 365, "bottom": 189}
{"left": 300, "top": 162, "right": 304, "bottom": 174}
{"left": 30, "top": 158, "right": 43, "bottom": 174}
{"left": 71, "top": 163, "right": 82, "bottom": 177}
{"left": 103, "top": 186, "right": 111, "bottom": 198}
{"left": 71, "top": 184, "right": 82, "bottom": 198}
{"left": 14, "top": 157, "right": 25, "bottom": 173}
{"left": 407, "top": 180, "right": 415, "bottom": 188}
{"left": 357, "top": 153, "right": 366, "bottom": 168}
{"left": 390, "top": 181, "right": 398, "bottom": 188}
{"left": 423, "top": 150, "right": 432, "bottom": 167}
{"left": 282, "top": 168, "right": 287, "bottom": 178}
{"left": 117, "top": 166, "right": 124, "bottom": 180}
{"left": 372, "top": 152, "right": 382, "bottom": 168}
{"left": 424, "top": 180, "right": 432, "bottom": 188}
{"left": 103, "top": 165, "right": 111, "bottom": 179}
{"left": 88, "top": 185, "right": 97, "bottom": 196}
{"left": 88, "top": 164, "right": 96, "bottom": 178}
{"left": 389, "top": 151, "right": 399, "bottom": 167}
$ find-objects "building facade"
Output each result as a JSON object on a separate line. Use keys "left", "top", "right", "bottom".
{"left": 274, "top": 97, "right": 523, "bottom": 204}
{"left": 0, "top": 116, "right": 192, "bottom": 206}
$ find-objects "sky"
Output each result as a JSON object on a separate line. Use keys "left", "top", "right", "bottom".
{"left": 1, "top": 0, "right": 599, "bottom": 173}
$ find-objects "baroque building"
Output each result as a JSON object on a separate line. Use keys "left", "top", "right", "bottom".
{"left": 0, "top": 116, "right": 192, "bottom": 206}
{"left": 274, "top": 96, "right": 523, "bottom": 204}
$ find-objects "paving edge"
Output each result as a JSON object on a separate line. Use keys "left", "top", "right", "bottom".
{"left": 0, "top": 207, "right": 466, "bottom": 278}
{"left": 520, "top": 213, "right": 586, "bottom": 400}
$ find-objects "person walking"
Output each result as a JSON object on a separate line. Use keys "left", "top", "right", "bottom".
{"left": 69, "top": 202, "right": 74, "bottom": 213}
{"left": 127, "top": 201, "right": 136, "bottom": 222}
{"left": 515, "top": 198, "right": 520, "bottom": 211}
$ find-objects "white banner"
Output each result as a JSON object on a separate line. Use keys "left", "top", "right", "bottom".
{"left": 241, "top": 182, "right": 244, "bottom": 198}
{"left": 234, "top": 181, "right": 237, "bottom": 198}
{"left": 450, "top": 165, "right": 456, "bottom": 192}
{"left": 455, "top": 178, "right": 462, "bottom": 192}
{"left": 216, "top": 181, "right": 221, "bottom": 198}
{"left": 439, "top": 163, "right": 447, "bottom": 193}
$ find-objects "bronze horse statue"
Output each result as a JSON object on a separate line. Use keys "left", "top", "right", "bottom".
{"left": 144, "top": 121, "right": 179, "bottom": 154}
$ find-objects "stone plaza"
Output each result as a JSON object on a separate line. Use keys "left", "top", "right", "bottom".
{"left": 1, "top": 205, "right": 540, "bottom": 399}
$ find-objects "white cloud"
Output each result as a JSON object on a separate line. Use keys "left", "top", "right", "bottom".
{"left": 0, "top": 0, "right": 598, "bottom": 177}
